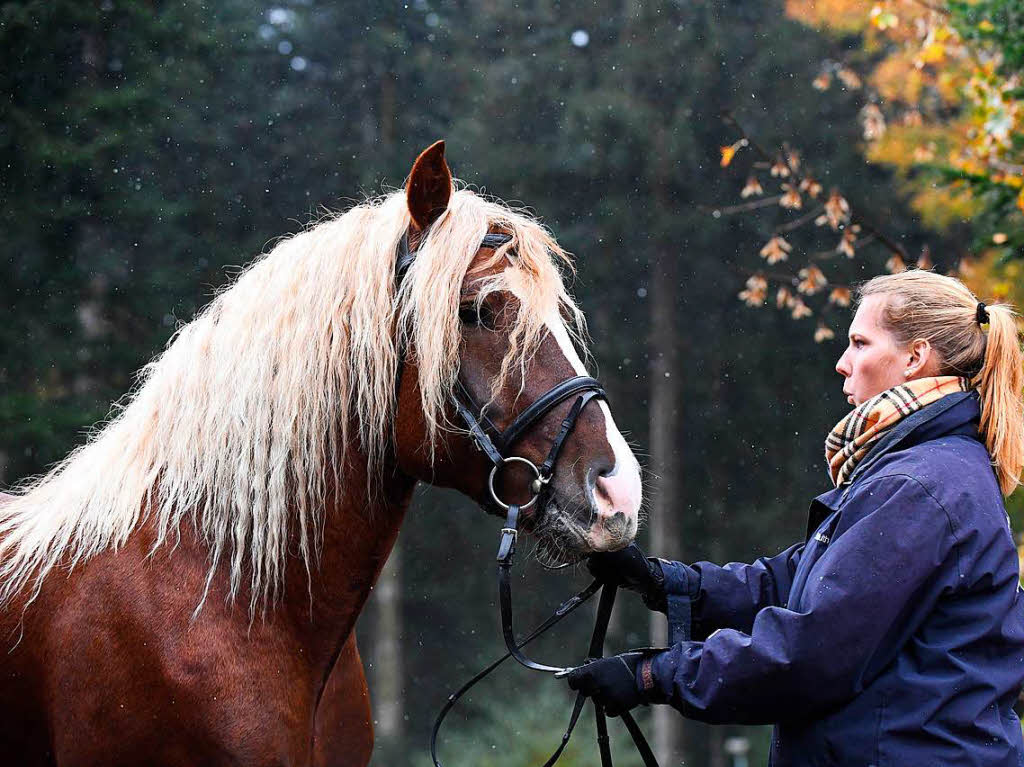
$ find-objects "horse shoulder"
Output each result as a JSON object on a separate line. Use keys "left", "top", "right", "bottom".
{"left": 6, "top": 515, "right": 317, "bottom": 765}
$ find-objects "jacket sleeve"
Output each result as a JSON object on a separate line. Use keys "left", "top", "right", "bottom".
{"left": 645, "top": 475, "right": 958, "bottom": 724}
{"left": 659, "top": 541, "right": 804, "bottom": 641}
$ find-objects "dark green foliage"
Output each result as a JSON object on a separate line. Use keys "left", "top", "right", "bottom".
{"left": 950, "top": 0, "right": 1024, "bottom": 73}
{"left": 943, "top": 0, "right": 1024, "bottom": 259}
{"left": 2, "top": 0, "right": 262, "bottom": 469}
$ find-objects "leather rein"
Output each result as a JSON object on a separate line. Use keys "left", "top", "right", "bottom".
{"left": 395, "top": 229, "right": 659, "bottom": 767}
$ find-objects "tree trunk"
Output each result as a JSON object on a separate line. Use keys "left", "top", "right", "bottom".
{"left": 367, "top": 76, "right": 404, "bottom": 748}
{"left": 369, "top": 542, "right": 404, "bottom": 743}
{"left": 709, "top": 727, "right": 727, "bottom": 767}
{"left": 648, "top": 137, "right": 685, "bottom": 762}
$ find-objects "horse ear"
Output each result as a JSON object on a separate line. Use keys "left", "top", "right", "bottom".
{"left": 405, "top": 140, "right": 452, "bottom": 230}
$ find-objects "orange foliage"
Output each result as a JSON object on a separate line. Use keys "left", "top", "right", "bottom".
{"left": 784, "top": 0, "right": 870, "bottom": 34}
{"left": 871, "top": 51, "right": 928, "bottom": 103}
{"left": 729, "top": 1, "right": 1021, "bottom": 343}
{"left": 961, "top": 254, "right": 1024, "bottom": 313}
{"left": 786, "top": 0, "right": 1024, "bottom": 259}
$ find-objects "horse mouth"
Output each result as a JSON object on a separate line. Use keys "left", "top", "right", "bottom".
{"left": 529, "top": 498, "right": 634, "bottom": 568}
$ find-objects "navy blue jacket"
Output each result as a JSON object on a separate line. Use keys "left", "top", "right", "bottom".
{"left": 650, "top": 392, "right": 1024, "bottom": 766}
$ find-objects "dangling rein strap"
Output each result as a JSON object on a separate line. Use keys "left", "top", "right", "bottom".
{"left": 498, "top": 504, "right": 658, "bottom": 767}
{"left": 431, "top": 505, "right": 659, "bottom": 767}
{"left": 429, "top": 573, "right": 603, "bottom": 767}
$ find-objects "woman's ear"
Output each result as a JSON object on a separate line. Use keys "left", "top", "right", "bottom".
{"left": 405, "top": 140, "right": 452, "bottom": 231}
{"left": 905, "top": 338, "right": 935, "bottom": 378}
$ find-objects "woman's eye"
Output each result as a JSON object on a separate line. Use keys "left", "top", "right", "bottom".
{"left": 458, "top": 303, "right": 495, "bottom": 329}
{"left": 853, "top": 339, "right": 864, "bottom": 349}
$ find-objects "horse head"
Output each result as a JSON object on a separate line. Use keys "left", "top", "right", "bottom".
{"left": 0, "top": 140, "right": 644, "bottom": 619}
{"left": 392, "top": 141, "right": 643, "bottom": 563}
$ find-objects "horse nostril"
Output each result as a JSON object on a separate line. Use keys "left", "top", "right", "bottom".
{"left": 594, "top": 472, "right": 616, "bottom": 505}
{"left": 589, "top": 458, "right": 615, "bottom": 487}
{"left": 593, "top": 461, "right": 639, "bottom": 520}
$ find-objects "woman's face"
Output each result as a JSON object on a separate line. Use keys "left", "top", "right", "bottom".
{"left": 835, "top": 295, "right": 908, "bottom": 406}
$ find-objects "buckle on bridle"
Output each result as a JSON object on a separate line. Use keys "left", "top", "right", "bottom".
{"left": 530, "top": 473, "right": 551, "bottom": 495}
{"left": 500, "top": 527, "right": 518, "bottom": 541}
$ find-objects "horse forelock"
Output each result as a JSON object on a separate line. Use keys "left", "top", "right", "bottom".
{"left": 0, "top": 184, "right": 586, "bottom": 615}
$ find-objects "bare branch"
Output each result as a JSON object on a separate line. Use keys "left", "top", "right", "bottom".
{"left": 699, "top": 196, "right": 783, "bottom": 215}
{"left": 722, "top": 112, "right": 909, "bottom": 259}
{"left": 721, "top": 111, "right": 776, "bottom": 164}
{"left": 851, "top": 218, "right": 908, "bottom": 259}
{"left": 775, "top": 206, "right": 824, "bottom": 233}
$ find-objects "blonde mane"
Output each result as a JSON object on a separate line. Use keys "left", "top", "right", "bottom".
{"left": 0, "top": 186, "right": 585, "bottom": 614}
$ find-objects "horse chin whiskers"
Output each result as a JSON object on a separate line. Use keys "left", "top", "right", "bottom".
{"left": 530, "top": 501, "right": 590, "bottom": 567}
{"left": 595, "top": 522, "right": 633, "bottom": 552}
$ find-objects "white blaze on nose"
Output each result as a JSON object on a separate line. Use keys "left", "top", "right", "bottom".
{"left": 544, "top": 313, "right": 643, "bottom": 548}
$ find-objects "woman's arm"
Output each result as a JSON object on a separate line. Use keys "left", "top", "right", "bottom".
{"left": 662, "top": 541, "right": 805, "bottom": 640}
{"left": 644, "top": 475, "right": 957, "bottom": 724}
{"left": 587, "top": 539, "right": 805, "bottom": 639}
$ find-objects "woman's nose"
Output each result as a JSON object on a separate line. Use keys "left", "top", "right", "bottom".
{"left": 836, "top": 349, "right": 851, "bottom": 376}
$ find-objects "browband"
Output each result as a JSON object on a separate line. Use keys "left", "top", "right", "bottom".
{"left": 481, "top": 232, "right": 514, "bottom": 250}
{"left": 396, "top": 231, "right": 513, "bottom": 284}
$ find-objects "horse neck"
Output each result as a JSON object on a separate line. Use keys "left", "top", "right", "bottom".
{"left": 281, "top": 447, "right": 416, "bottom": 656}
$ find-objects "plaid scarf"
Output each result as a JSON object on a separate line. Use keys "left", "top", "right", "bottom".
{"left": 825, "top": 375, "right": 970, "bottom": 487}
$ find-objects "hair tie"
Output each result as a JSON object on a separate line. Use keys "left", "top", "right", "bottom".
{"left": 976, "top": 301, "right": 989, "bottom": 326}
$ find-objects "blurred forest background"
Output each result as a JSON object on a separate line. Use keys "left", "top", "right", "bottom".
{"left": 2, "top": 0, "right": 1022, "bottom": 765}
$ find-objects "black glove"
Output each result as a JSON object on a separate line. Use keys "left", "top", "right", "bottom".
{"left": 566, "top": 652, "right": 648, "bottom": 717}
{"left": 587, "top": 543, "right": 667, "bottom": 612}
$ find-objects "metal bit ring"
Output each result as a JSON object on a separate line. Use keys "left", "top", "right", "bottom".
{"left": 488, "top": 456, "right": 543, "bottom": 510}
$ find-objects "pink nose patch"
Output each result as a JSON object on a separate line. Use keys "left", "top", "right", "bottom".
{"left": 592, "top": 471, "right": 641, "bottom": 543}
{"left": 596, "top": 472, "right": 640, "bottom": 513}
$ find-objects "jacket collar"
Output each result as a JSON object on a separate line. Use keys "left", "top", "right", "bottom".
{"left": 806, "top": 391, "right": 980, "bottom": 539}
{"left": 843, "top": 390, "right": 979, "bottom": 485}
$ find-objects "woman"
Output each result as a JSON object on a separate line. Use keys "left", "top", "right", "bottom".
{"left": 569, "top": 271, "right": 1024, "bottom": 766}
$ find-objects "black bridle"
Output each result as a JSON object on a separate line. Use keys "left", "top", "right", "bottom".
{"left": 396, "top": 229, "right": 658, "bottom": 767}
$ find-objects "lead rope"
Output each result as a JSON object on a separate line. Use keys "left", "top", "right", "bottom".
{"left": 428, "top": 576, "right": 603, "bottom": 767}
{"left": 497, "top": 503, "right": 659, "bottom": 767}
{"left": 430, "top": 501, "right": 659, "bottom": 767}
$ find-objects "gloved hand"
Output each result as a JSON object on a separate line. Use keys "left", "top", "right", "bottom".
{"left": 566, "top": 652, "right": 649, "bottom": 717}
{"left": 587, "top": 543, "right": 667, "bottom": 612}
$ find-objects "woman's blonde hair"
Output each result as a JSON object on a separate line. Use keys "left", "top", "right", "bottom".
{"left": 859, "top": 270, "right": 1024, "bottom": 495}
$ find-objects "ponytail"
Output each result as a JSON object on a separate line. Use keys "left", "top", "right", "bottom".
{"left": 976, "top": 305, "right": 1024, "bottom": 495}
{"left": 859, "top": 271, "right": 1024, "bottom": 496}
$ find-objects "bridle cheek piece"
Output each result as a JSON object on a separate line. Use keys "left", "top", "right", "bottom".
{"left": 396, "top": 228, "right": 658, "bottom": 767}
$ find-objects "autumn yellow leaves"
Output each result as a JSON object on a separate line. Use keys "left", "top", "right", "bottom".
{"left": 720, "top": 0, "right": 1022, "bottom": 343}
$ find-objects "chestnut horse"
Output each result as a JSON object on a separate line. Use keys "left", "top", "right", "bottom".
{"left": 0, "top": 142, "right": 642, "bottom": 766}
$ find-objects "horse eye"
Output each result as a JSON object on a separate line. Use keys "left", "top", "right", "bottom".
{"left": 459, "top": 303, "right": 496, "bottom": 329}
